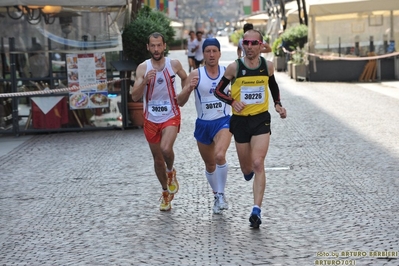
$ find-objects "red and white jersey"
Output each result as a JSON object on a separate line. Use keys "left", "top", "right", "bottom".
{"left": 143, "top": 57, "right": 180, "bottom": 123}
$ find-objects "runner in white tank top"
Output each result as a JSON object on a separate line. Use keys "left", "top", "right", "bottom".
{"left": 194, "top": 65, "right": 231, "bottom": 120}
{"left": 177, "top": 38, "right": 232, "bottom": 215}
{"left": 143, "top": 57, "right": 180, "bottom": 123}
{"left": 186, "top": 30, "right": 196, "bottom": 72}
{"left": 131, "top": 32, "right": 188, "bottom": 212}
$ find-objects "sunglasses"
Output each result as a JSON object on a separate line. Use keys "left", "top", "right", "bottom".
{"left": 243, "top": 39, "right": 260, "bottom": 46}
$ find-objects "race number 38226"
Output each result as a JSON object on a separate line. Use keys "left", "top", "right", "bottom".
{"left": 244, "top": 93, "right": 262, "bottom": 100}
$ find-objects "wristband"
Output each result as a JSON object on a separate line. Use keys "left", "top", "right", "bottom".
{"left": 274, "top": 101, "right": 282, "bottom": 107}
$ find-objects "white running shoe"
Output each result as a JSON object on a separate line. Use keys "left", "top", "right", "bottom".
{"left": 213, "top": 194, "right": 222, "bottom": 214}
{"left": 218, "top": 193, "right": 229, "bottom": 210}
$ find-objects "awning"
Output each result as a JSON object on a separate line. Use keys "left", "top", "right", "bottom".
{"left": 170, "top": 21, "right": 183, "bottom": 28}
{"left": 239, "top": 12, "right": 269, "bottom": 26}
{"left": 0, "top": 0, "right": 129, "bottom": 6}
{"left": 308, "top": 0, "right": 399, "bottom": 16}
{"left": 245, "top": 13, "right": 269, "bottom": 21}
{"left": 286, "top": 7, "right": 300, "bottom": 24}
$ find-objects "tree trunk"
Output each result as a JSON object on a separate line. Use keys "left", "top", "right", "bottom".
{"left": 301, "top": 0, "right": 308, "bottom": 26}
{"left": 280, "top": 0, "right": 287, "bottom": 30}
{"left": 296, "top": 0, "right": 303, "bottom": 25}
{"left": 131, "top": 0, "right": 142, "bottom": 20}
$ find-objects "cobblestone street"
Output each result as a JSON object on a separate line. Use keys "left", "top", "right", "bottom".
{"left": 1, "top": 37, "right": 399, "bottom": 265}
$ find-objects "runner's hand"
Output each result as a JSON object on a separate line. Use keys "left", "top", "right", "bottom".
{"left": 275, "top": 105, "right": 287, "bottom": 119}
{"left": 145, "top": 69, "right": 156, "bottom": 84}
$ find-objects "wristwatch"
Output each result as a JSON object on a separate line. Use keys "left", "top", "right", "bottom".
{"left": 274, "top": 101, "right": 282, "bottom": 107}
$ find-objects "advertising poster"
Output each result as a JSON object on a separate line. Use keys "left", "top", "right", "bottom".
{"left": 67, "top": 53, "right": 108, "bottom": 109}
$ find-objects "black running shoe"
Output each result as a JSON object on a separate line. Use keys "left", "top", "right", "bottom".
{"left": 244, "top": 171, "right": 254, "bottom": 181}
{"left": 249, "top": 207, "right": 262, "bottom": 228}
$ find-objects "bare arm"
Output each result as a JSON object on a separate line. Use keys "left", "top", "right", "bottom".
{"left": 267, "top": 60, "right": 275, "bottom": 76}
{"left": 261, "top": 42, "right": 272, "bottom": 53}
{"left": 214, "top": 61, "right": 250, "bottom": 114}
{"left": 177, "top": 69, "right": 198, "bottom": 106}
{"left": 223, "top": 61, "right": 237, "bottom": 81}
{"left": 214, "top": 61, "right": 237, "bottom": 104}
{"left": 237, "top": 40, "right": 242, "bottom": 58}
{"left": 171, "top": 59, "right": 188, "bottom": 89}
{"left": 131, "top": 62, "right": 155, "bottom": 102}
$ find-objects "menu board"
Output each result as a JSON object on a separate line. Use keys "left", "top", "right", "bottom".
{"left": 67, "top": 53, "right": 109, "bottom": 109}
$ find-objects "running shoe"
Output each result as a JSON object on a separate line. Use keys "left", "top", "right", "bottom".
{"left": 167, "top": 168, "right": 179, "bottom": 194}
{"left": 244, "top": 171, "right": 254, "bottom": 181}
{"left": 159, "top": 191, "right": 173, "bottom": 211}
{"left": 213, "top": 194, "right": 222, "bottom": 214}
{"left": 249, "top": 207, "right": 262, "bottom": 228}
{"left": 217, "top": 193, "right": 229, "bottom": 210}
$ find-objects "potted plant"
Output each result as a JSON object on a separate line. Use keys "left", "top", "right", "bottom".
{"left": 122, "top": 6, "right": 175, "bottom": 65}
{"left": 292, "top": 48, "right": 308, "bottom": 81}
{"left": 281, "top": 24, "right": 308, "bottom": 51}
{"left": 122, "top": 6, "right": 175, "bottom": 127}
{"left": 281, "top": 24, "right": 308, "bottom": 80}
{"left": 272, "top": 36, "right": 285, "bottom": 71}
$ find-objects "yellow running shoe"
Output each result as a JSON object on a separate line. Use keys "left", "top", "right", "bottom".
{"left": 167, "top": 168, "right": 179, "bottom": 194}
{"left": 159, "top": 191, "right": 173, "bottom": 211}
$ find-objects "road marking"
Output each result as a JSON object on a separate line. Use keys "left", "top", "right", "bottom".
{"left": 231, "top": 166, "right": 292, "bottom": 171}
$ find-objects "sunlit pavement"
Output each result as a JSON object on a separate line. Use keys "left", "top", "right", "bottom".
{"left": 1, "top": 36, "right": 399, "bottom": 265}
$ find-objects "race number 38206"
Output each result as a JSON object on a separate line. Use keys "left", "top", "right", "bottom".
{"left": 152, "top": 106, "right": 168, "bottom": 112}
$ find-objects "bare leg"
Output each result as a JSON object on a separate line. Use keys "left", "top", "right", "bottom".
{"left": 147, "top": 125, "right": 179, "bottom": 189}
{"left": 160, "top": 126, "right": 178, "bottom": 171}
{"left": 250, "top": 134, "right": 270, "bottom": 207}
{"left": 148, "top": 142, "right": 167, "bottom": 189}
{"left": 212, "top": 128, "right": 231, "bottom": 166}
{"left": 235, "top": 133, "right": 270, "bottom": 207}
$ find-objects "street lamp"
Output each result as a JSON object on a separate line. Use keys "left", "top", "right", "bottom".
{"left": 6, "top": 5, "right": 62, "bottom": 25}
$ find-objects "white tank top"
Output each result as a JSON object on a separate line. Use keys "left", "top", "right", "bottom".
{"left": 143, "top": 57, "right": 180, "bottom": 123}
{"left": 194, "top": 65, "right": 231, "bottom": 120}
{"left": 194, "top": 39, "right": 204, "bottom": 61}
{"left": 187, "top": 38, "right": 196, "bottom": 57}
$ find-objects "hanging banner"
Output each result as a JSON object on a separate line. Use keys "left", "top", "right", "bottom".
{"left": 67, "top": 53, "right": 109, "bottom": 110}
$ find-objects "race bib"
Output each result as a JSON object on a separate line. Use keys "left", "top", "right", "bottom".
{"left": 148, "top": 100, "right": 172, "bottom": 116}
{"left": 201, "top": 96, "right": 224, "bottom": 114}
{"left": 240, "top": 86, "right": 265, "bottom": 104}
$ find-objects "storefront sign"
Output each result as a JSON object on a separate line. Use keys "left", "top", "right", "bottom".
{"left": 67, "top": 53, "right": 109, "bottom": 109}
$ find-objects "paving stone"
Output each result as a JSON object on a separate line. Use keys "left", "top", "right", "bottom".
{"left": 1, "top": 38, "right": 398, "bottom": 265}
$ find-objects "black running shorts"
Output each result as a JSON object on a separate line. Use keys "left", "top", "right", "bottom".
{"left": 230, "top": 111, "right": 271, "bottom": 143}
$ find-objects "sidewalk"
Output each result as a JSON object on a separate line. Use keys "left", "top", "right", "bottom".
{"left": 1, "top": 38, "right": 398, "bottom": 266}
{"left": 0, "top": 135, "right": 32, "bottom": 157}
{"left": 355, "top": 81, "right": 399, "bottom": 100}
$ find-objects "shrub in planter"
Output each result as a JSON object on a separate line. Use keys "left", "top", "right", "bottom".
{"left": 272, "top": 36, "right": 284, "bottom": 57}
{"left": 292, "top": 48, "right": 305, "bottom": 64}
{"left": 292, "top": 48, "right": 308, "bottom": 81}
{"left": 272, "top": 36, "right": 285, "bottom": 71}
{"left": 230, "top": 29, "right": 243, "bottom": 46}
{"left": 122, "top": 6, "right": 175, "bottom": 65}
{"left": 281, "top": 24, "right": 308, "bottom": 51}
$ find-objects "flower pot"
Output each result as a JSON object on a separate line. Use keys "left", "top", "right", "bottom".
{"left": 274, "top": 57, "right": 285, "bottom": 72}
{"left": 287, "top": 61, "right": 293, "bottom": 79}
{"left": 293, "top": 64, "right": 307, "bottom": 81}
{"left": 127, "top": 102, "right": 144, "bottom": 127}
